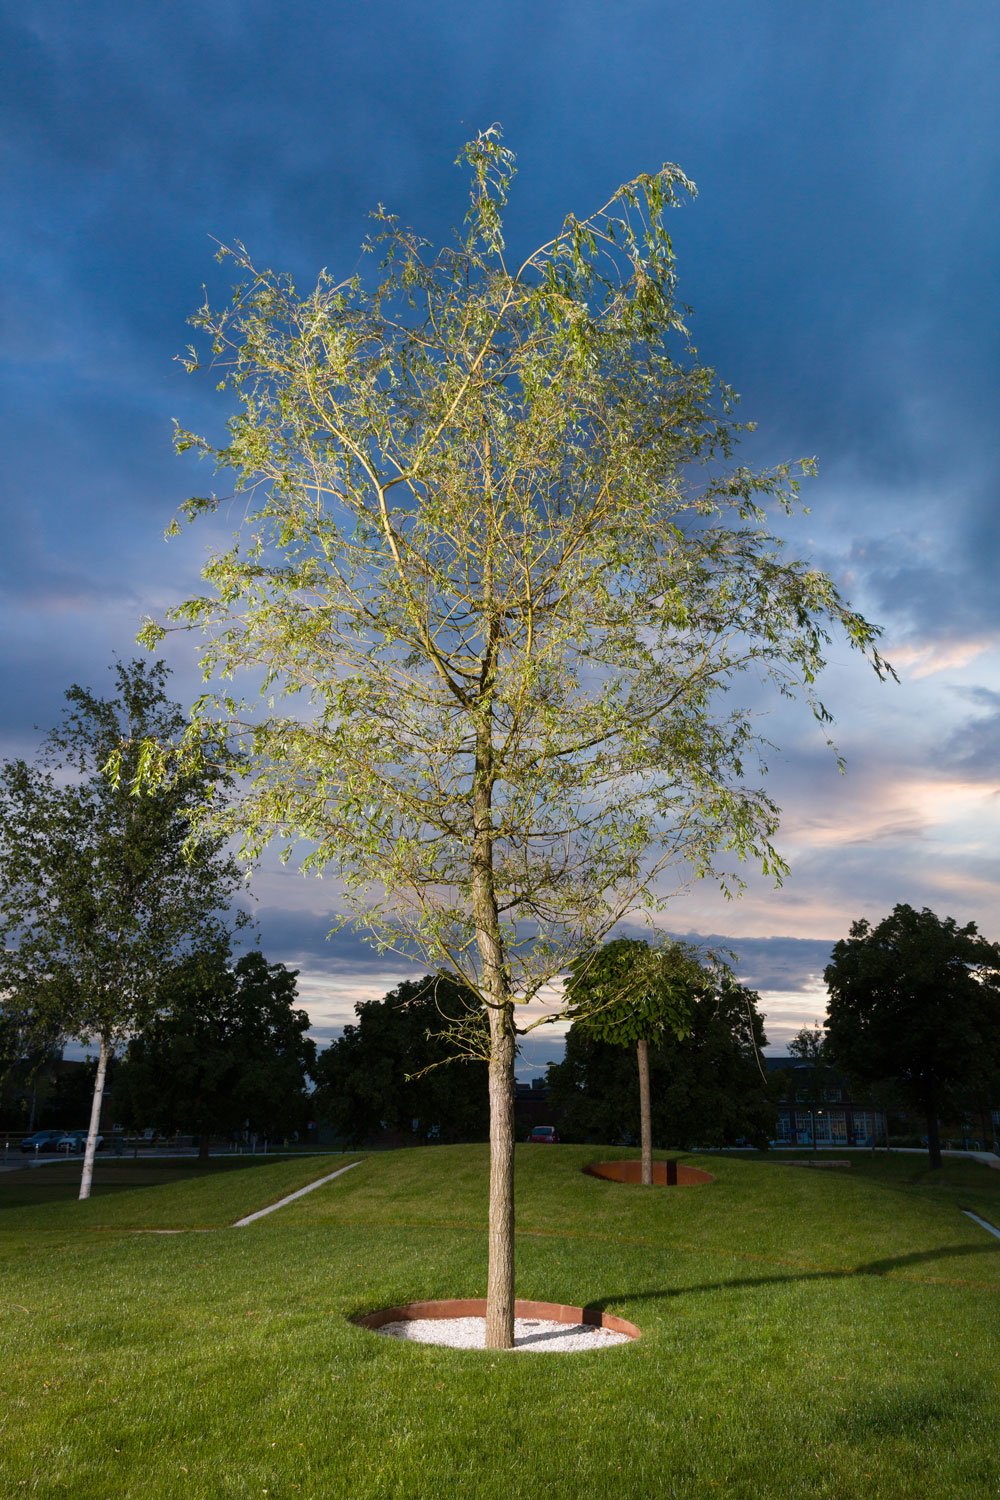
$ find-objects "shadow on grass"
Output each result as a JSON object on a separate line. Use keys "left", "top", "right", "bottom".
{"left": 583, "top": 1239, "right": 1000, "bottom": 1313}
{"left": 0, "top": 1156, "right": 281, "bottom": 1210}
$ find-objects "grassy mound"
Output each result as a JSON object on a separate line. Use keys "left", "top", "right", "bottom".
{"left": 1, "top": 1146, "right": 997, "bottom": 1499}
{"left": 0, "top": 1152, "right": 361, "bottom": 1231}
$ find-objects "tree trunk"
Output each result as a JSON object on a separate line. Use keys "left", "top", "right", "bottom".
{"left": 79, "top": 1034, "right": 109, "bottom": 1201}
{"left": 471, "top": 672, "right": 516, "bottom": 1351}
{"left": 485, "top": 1000, "right": 516, "bottom": 1348}
{"left": 198, "top": 1132, "right": 210, "bottom": 1161}
{"left": 637, "top": 1039, "right": 653, "bottom": 1185}
{"left": 926, "top": 1107, "right": 943, "bottom": 1170}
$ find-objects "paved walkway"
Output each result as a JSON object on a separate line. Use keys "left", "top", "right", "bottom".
{"left": 964, "top": 1209, "right": 1000, "bottom": 1238}
{"left": 884, "top": 1148, "right": 1000, "bottom": 1170}
{"left": 232, "top": 1159, "right": 363, "bottom": 1225}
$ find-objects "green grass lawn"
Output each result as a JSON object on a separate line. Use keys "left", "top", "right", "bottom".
{"left": 2, "top": 1145, "right": 998, "bottom": 1499}
{"left": 0, "top": 1152, "right": 362, "bottom": 1231}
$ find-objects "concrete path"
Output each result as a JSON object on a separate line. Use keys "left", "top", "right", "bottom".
{"left": 963, "top": 1210, "right": 1000, "bottom": 1239}
{"left": 232, "top": 1159, "right": 362, "bottom": 1226}
{"left": 886, "top": 1147, "right": 1000, "bottom": 1168}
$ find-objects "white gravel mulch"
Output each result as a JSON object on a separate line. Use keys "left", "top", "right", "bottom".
{"left": 376, "top": 1315, "right": 632, "bottom": 1352}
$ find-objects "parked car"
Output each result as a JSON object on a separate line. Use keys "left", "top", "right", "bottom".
{"left": 55, "top": 1131, "right": 103, "bottom": 1154}
{"left": 19, "top": 1129, "right": 65, "bottom": 1153}
{"left": 528, "top": 1125, "right": 559, "bottom": 1144}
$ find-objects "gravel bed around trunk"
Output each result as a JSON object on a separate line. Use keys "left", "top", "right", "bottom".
{"left": 376, "top": 1315, "right": 632, "bottom": 1352}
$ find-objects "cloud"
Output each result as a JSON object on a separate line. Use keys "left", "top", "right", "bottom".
{"left": 5, "top": 0, "right": 1000, "bottom": 1082}
{"left": 888, "top": 638, "right": 997, "bottom": 681}
{"left": 944, "top": 687, "right": 1000, "bottom": 779}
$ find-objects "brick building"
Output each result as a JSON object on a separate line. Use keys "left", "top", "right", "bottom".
{"left": 767, "top": 1057, "right": 887, "bottom": 1148}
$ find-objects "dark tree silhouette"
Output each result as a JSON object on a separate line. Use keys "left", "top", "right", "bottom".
{"left": 117, "top": 951, "right": 315, "bottom": 1157}
{"left": 313, "top": 976, "right": 489, "bottom": 1147}
{"left": 824, "top": 904, "right": 1000, "bottom": 1169}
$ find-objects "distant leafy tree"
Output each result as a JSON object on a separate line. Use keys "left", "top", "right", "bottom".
{"left": 313, "top": 976, "right": 489, "bottom": 1147}
{"left": 0, "top": 660, "right": 244, "bottom": 1196}
{"left": 564, "top": 939, "right": 703, "bottom": 1181}
{"left": 824, "top": 904, "right": 1000, "bottom": 1169}
{"left": 116, "top": 952, "right": 315, "bottom": 1157}
{"left": 550, "top": 970, "right": 773, "bottom": 1150}
{"left": 46, "top": 1058, "right": 103, "bottom": 1132}
{"left": 0, "top": 1014, "right": 61, "bottom": 1132}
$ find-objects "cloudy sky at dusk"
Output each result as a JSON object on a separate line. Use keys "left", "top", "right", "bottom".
{"left": 3, "top": 1, "right": 998, "bottom": 1073}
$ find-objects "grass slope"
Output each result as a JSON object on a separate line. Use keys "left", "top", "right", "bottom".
{"left": 2, "top": 1146, "right": 998, "bottom": 1499}
{"left": 0, "top": 1153, "right": 362, "bottom": 1230}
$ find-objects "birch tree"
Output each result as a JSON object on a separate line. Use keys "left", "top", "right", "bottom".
{"left": 139, "top": 130, "right": 887, "bottom": 1345}
{"left": 0, "top": 660, "right": 243, "bottom": 1198}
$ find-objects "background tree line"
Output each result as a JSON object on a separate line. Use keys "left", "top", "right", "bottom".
{"left": 311, "top": 945, "right": 775, "bottom": 1150}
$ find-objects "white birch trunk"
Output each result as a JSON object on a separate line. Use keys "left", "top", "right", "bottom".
{"left": 78, "top": 1035, "right": 109, "bottom": 1202}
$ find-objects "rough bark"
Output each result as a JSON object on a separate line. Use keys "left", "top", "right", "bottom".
{"left": 485, "top": 1001, "right": 516, "bottom": 1347}
{"left": 472, "top": 678, "right": 516, "bottom": 1350}
{"left": 78, "top": 1034, "right": 109, "bottom": 1201}
{"left": 637, "top": 1038, "right": 653, "bottom": 1185}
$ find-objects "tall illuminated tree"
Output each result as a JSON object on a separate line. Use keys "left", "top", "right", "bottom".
{"left": 138, "top": 130, "right": 887, "bottom": 1345}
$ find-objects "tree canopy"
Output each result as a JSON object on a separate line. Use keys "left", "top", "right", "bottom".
{"left": 312, "top": 975, "right": 489, "bottom": 1147}
{"left": 824, "top": 903, "right": 1000, "bottom": 1168}
{"left": 0, "top": 1013, "right": 61, "bottom": 1132}
{"left": 549, "top": 971, "right": 772, "bottom": 1149}
{"left": 565, "top": 937, "right": 709, "bottom": 1048}
{"left": 138, "top": 129, "right": 886, "bottom": 1343}
{"left": 116, "top": 951, "right": 315, "bottom": 1155}
{"left": 0, "top": 659, "right": 245, "bottom": 1196}
{"left": 563, "top": 935, "right": 709, "bottom": 1180}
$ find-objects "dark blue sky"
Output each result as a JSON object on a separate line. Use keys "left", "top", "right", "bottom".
{"left": 3, "top": 1, "right": 998, "bottom": 1064}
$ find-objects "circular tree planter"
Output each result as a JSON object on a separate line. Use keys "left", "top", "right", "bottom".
{"left": 354, "top": 1297, "right": 640, "bottom": 1352}
{"left": 585, "top": 1160, "right": 714, "bottom": 1186}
